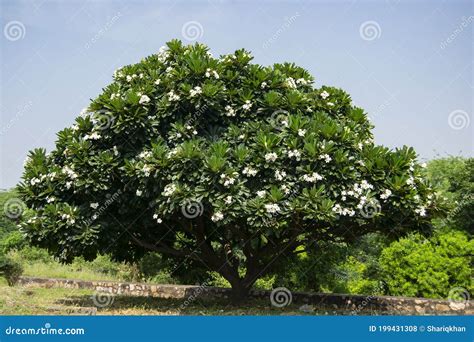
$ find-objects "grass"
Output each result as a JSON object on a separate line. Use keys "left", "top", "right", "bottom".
{"left": 20, "top": 261, "right": 123, "bottom": 282}
{"left": 0, "top": 278, "right": 344, "bottom": 315}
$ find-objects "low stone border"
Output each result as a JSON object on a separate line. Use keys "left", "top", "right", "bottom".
{"left": 18, "top": 276, "right": 472, "bottom": 315}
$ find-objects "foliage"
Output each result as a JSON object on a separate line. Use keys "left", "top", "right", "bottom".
{"left": 0, "top": 254, "right": 23, "bottom": 286}
{"left": 380, "top": 231, "right": 473, "bottom": 299}
{"left": 0, "top": 231, "right": 26, "bottom": 254}
{"left": 18, "top": 40, "right": 437, "bottom": 297}
{"left": 0, "top": 190, "right": 23, "bottom": 239}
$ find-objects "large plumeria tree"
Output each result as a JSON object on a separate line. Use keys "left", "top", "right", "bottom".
{"left": 19, "top": 40, "right": 437, "bottom": 299}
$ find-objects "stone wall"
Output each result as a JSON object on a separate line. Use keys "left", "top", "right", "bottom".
{"left": 18, "top": 276, "right": 472, "bottom": 315}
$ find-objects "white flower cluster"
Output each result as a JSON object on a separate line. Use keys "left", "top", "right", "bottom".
{"left": 154, "top": 79, "right": 161, "bottom": 85}
{"left": 62, "top": 166, "right": 78, "bottom": 180}
{"left": 319, "top": 154, "right": 332, "bottom": 163}
{"left": 220, "top": 173, "right": 237, "bottom": 187}
{"left": 157, "top": 46, "right": 170, "bottom": 63}
{"left": 265, "top": 203, "right": 281, "bottom": 214}
{"left": 139, "top": 151, "right": 152, "bottom": 159}
{"left": 298, "top": 129, "right": 306, "bottom": 137}
{"left": 332, "top": 204, "right": 355, "bottom": 217}
{"left": 274, "top": 170, "right": 286, "bottom": 181}
{"left": 302, "top": 172, "right": 323, "bottom": 183}
{"left": 265, "top": 153, "right": 278, "bottom": 162}
{"left": 205, "top": 68, "right": 219, "bottom": 79}
{"left": 139, "top": 94, "right": 150, "bottom": 105}
{"left": 60, "top": 212, "right": 76, "bottom": 225}
{"left": 380, "top": 189, "right": 392, "bottom": 200}
{"left": 414, "top": 206, "right": 427, "bottom": 217}
{"left": 242, "top": 100, "right": 252, "bottom": 111}
{"left": 287, "top": 149, "right": 301, "bottom": 160}
{"left": 84, "top": 132, "right": 101, "bottom": 140}
{"left": 224, "top": 196, "right": 233, "bottom": 204}
{"left": 242, "top": 167, "right": 258, "bottom": 176}
{"left": 190, "top": 86, "right": 202, "bottom": 97}
{"left": 257, "top": 190, "right": 266, "bottom": 198}
{"left": 320, "top": 90, "right": 330, "bottom": 99}
{"left": 261, "top": 82, "right": 268, "bottom": 89}
{"left": 285, "top": 77, "right": 297, "bottom": 89}
{"left": 167, "top": 90, "right": 180, "bottom": 102}
{"left": 296, "top": 78, "right": 308, "bottom": 85}
{"left": 162, "top": 183, "right": 177, "bottom": 197}
{"left": 225, "top": 105, "right": 236, "bottom": 117}
{"left": 211, "top": 211, "right": 224, "bottom": 222}
{"left": 126, "top": 73, "right": 143, "bottom": 82}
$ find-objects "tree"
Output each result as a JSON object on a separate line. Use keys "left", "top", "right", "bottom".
{"left": 18, "top": 40, "right": 437, "bottom": 300}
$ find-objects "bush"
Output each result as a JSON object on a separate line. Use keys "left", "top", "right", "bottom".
{"left": 0, "top": 254, "right": 23, "bottom": 286}
{"left": 380, "top": 230, "right": 473, "bottom": 299}
{"left": 0, "top": 231, "right": 26, "bottom": 254}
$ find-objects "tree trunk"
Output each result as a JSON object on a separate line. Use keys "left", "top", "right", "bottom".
{"left": 229, "top": 280, "right": 251, "bottom": 304}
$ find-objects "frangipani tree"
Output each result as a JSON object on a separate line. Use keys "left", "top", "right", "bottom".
{"left": 19, "top": 40, "right": 437, "bottom": 299}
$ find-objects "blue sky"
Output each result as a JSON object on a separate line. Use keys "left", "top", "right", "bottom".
{"left": 1, "top": 0, "right": 472, "bottom": 189}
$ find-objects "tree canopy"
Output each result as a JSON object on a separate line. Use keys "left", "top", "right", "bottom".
{"left": 18, "top": 40, "right": 437, "bottom": 298}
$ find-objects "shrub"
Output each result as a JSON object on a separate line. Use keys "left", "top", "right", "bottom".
{"left": 18, "top": 40, "right": 437, "bottom": 300}
{"left": 0, "top": 231, "right": 26, "bottom": 254}
{"left": 380, "top": 230, "right": 473, "bottom": 299}
{"left": 0, "top": 254, "right": 23, "bottom": 286}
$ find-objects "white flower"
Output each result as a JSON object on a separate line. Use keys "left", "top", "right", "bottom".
{"left": 46, "top": 196, "right": 56, "bottom": 203}
{"left": 205, "top": 68, "right": 219, "bottom": 79}
{"left": 265, "top": 153, "right": 278, "bottom": 162}
{"left": 406, "top": 177, "right": 415, "bottom": 185}
{"left": 242, "top": 100, "right": 252, "bottom": 111}
{"left": 225, "top": 105, "right": 236, "bottom": 117}
{"left": 319, "top": 154, "right": 332, "bottom": 163}
{"left": 211, "top": 211, "right": 224, "bottom": 222}
{"left": 243, "top": 167, "right": 258, "bottom": 176}
{"left": 136, "top": 189, "right": 143, "bottom": 196}
{"left": 327, "top": 102, "right": 335, "bottom": 107}
{"left": 62, "top": 166, "right": 78, "bottom": 179}
{"left": 126, "top": 75, "right": 133, "bottom": 82}
{"left": 296, "top": 78, "right": 308, "bottom": 85}
{"left": 288, "top": 149, "right": 301, "bottom": 160}
{"left": 281, "top": 185, "right": 291, "bottom": 195}
{"left": 298, "top": 129, "right": 306, "bottom": 137}
{"left": 84, "top": 132, "right": 101, "bottom": 140}
{"left": 265, "top": 203, "right": 281, "bottom": 214}
{"left": 167, "top": 90, "right": 180, "bottom": 102}
{"left": 281, "top": 120, "right": 289, "bottom": 128}
{"left": 257, "top": 190, "right": 266, "bottom": 198}
{"left": 153, "top": 213, "right": 159, "bottom": 219}
{"left": 360, "top": 180, "right": 374, "bottom": 190}
{"left": 154, "top": 79, "right": 161, "bottom": 85}
{"left": 65, "top": 181, "right": 73, "bottom": 189}
{"left": 285, "top": 77, "right": 297, "bottom": 89}
{"left": 142, "top": 165, "right": 152, "bottom": 177}
{"left": 190, "top": 86, "right": 202, "bottom": 97}
{"left": 415, "top": 206, "right": 427, "bottom": 217}
{"left": 166, "top": 66, "right": 173, "bottom": 73}
{"left": 139, "top": 95, "right": 151, "bottom": 105}
{"left": 320, "top": 91, "right": 330, "bottom": 99}
{"left": 90, "top": 202, "right": 99, "bottom": 209}
{"left": 224, "top": 196, "right": 233, "bottom": 204}
{"left": 163, "top": 184, "right": 177, "bottom": 197}
{"left": 274, "top": 170, "right": 286, "bottom": 181}
{"left": 380, "top": 189, "right": 392, "bottom": 200}
{"left": 421, "top": 162, "right": 427, "bottom": 168}
{"left": 261, "top": 82, "right": 268, "bottom": 89}
{"left": 302, "top": 172, "right": 323, "bottom": 183}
